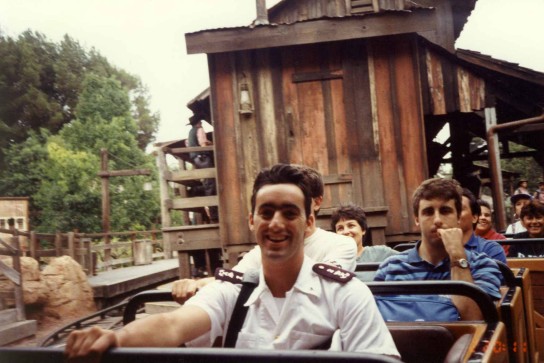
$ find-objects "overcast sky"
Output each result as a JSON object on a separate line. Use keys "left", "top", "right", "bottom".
{"left": 0, "top": 0, "right": 543, "bottom": 147}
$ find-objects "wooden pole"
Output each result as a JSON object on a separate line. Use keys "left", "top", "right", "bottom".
{"left": 11, "top": 233, "right": 25, "bottom": 321}
{"left": 100, "top": 149, "right": 111, "bottom": 268}
{"left": 98, "top": 149, "right": 151, "bottom": 269}
{"left": 155, "top": 148, "right": 173, "bottom": 258}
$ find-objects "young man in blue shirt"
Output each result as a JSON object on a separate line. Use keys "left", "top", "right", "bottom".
{"left": 374, "top": 178, "right": 502, "bottom": 322}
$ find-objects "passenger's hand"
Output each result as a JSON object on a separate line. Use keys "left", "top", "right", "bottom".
{"left": 171, "top": 279, "right": 199, "bottom": 304}
{"left": 437, "top": 227, "right": 465, "bottom": 258}
{"left": 65, "top": 326, "right": 118, "bottom": 362}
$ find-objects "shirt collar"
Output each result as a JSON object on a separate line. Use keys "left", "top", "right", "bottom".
{"left": 464, "top": 233, "right": 479, "bottom": 249}
{"left": 244, "top": 256, "right": 320, "bottom": 306}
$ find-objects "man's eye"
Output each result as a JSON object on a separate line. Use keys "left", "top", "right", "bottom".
{"left": 283, "top": 210, "right": 299, "bottom": 219}
{"left": 259, "top": 209, "right": 274, "bottom": 219}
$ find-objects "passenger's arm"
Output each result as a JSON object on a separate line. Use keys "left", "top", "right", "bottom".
{"left": 172, "top": 277, "right": 215, "bottom": 304}
{"left": 439, "top": 227, "right": 483, "bottom": 320}
{"left": 196, "top": 127, "right": 212, "bottom": 146}
{"left": 65, "top": 305, "right": 210, "bottom": 361}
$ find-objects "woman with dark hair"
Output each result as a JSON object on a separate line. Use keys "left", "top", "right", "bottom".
{"left": 475, "top": 199, "right": 508, "bottom": 254}
{"left": 331, "top": 204, "right": 398, "bottom": 280}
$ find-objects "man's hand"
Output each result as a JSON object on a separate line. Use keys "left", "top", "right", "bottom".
{"left": 65, "top": 326, "right": 118, "bottom": 362}
{"left": 171, "top": 277, "right": 215, "bottom": 304}
{"left": 437, "top": 227, "right": 465, "bottom": 259}
{"left": 171, "top": 279, "right": 199, "bottom": 304}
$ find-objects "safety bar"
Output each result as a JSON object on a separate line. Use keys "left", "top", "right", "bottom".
{"left": 0, "top": 347, "right": 402, "bottom": 363}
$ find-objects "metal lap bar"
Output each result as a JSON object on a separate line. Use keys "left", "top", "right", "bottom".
{"left": 366, "top": 280, "right": 499, "bottom": 324}
{"left": 123, "top": 290, "right": 174, "bottom": 325}
{"left": 0, "top": 347, "right": 402, "bottom": 363}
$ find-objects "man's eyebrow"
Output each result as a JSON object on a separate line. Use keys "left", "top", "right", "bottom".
{"left": 258, "top": 202, "right": 300, "bottom": 210}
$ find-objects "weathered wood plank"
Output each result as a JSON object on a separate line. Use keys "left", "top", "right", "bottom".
{"left": 186, "top": 10, "right": 436, "bottom": 54}
{"left": 169, "top": 168, "right": 216, "bottom": 182}
{"left": 170, "top": 196, "right": 219, "bottom": 210}
{"left": 370, "top": 37, "right": 407, "bottom": 235}
{"left": 393, "top": 36, "right": 427, "bottom": 232}
{"left": 426, "top": 49, "right": 446, "bottom": 115}
{"left": 209, "top": 53, "right": 250, "bottom": 246}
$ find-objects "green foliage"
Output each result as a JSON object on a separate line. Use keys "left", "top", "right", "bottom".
{"left": 500, "top": 142, "right": 543, "bottom": 192}
{"left": 33, "top": 140, "right": 102, "bottom": 232}
{"left": 0, "top": 32, "right": 162, "bottom": 233}
{"left": 0, "top": 30, "right": 159, "bottom": 171}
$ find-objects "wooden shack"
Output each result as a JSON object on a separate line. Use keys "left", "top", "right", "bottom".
{"left": 157, "top": 0, "right": 544, "bottom": 276}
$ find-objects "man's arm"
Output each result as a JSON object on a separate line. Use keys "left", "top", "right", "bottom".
{"left": 172, "top": 246, "right": 261, "bottom": 304}
{"left": 65, "top": 305, "right": 210, "bottom": 361}
{"left": 196, "top": 127, "right": 212, "bottom": 146}
{"left": 439, "top": 228, "right": 483, "bottom": 320}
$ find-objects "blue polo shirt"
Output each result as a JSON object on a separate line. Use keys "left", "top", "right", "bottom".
{"left": 373, "top": 242, "right": 502, "bottom": 322}
{"left": 464, "top": 233, "right": 506, "bottom": 263}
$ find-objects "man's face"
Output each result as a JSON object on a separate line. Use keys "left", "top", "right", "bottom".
{"left": 521, "top": 214, "right": 544, "bottom": 238}
{"left": 476, "top": 205, "right": 493, "bottom": 234}
{"left": 249, "top": 183, "right": 312, "bottom": 263}
{"left": 515, "top": 198, "right": 531, "bottom": 216}
{"left": 335, "top": 219, "right": 365, "bottom": 247}
{"left": 459, "top": 196, "right": 478, "bottom": 234}
{"left": 415, "top": 198, "right": 459, "bottom": 246}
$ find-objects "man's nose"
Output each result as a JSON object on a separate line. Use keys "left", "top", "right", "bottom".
{"left": 269, "top": 211, "right": 285, "bottom": 228}
{"left": 433, "top": 211, "right": 443, "bottom": 225}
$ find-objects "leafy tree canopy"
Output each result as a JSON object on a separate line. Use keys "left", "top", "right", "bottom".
{"left": 0, "top": 33, "right": 161, "bottom": 232}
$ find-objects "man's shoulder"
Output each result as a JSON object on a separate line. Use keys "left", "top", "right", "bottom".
{"left": 312, "top": 228, "right": 354, "bottom": 244}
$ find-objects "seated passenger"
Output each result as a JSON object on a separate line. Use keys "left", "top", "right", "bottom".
{"left": 331, "top": 204, "right": 398, "bottom": 281}
{"left": 509, "top": 200, "right": 544, "bottom": 258}
{"left": 460, "top": 189, "right": 506, "bottom": 263}
{"left": 505, "top": 193, "right": 532, "bottom": 234}
{"left": 475, "top": 199, "right": 508, "bottom": 255}
{"left": 64, "top": 164, "right": 399, "bottom": 358}
{"left": 171, "top": 165, "right": 356, "bottom": 304}
{"left": 374, "top": 178, "right": 502, "bottom": 322}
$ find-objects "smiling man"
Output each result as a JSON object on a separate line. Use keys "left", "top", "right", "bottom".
{"left": 65, "top": 164, "right": 398, "bottom": 361}
{"left": 374, "top": 178, "right": 502, "bottom": 322}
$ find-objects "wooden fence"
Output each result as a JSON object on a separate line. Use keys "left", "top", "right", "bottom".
{"left": 0, "top": 233, "right": 25, "bottom": 320}
{"left": 0, "top": 228, "right": 165, "bottom": 276}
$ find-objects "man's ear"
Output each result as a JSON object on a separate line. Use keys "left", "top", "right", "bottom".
{"left": 248, "top": 213, "right": 255, "bottom": 231}
{"left": 306, "top": 214, "right": 315, "bottom": 233}
{"left": 414, "top": 216, "right": 420, "bottom": 227}
{"left": 472, "top": 214, "right": 479, "bottom": 224}
{"left": 313, "top": 196, "right": 323, "bottom": 212}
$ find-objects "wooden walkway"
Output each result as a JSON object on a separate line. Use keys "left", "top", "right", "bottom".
{"left": 88, "top": 258, "right": 179, "bottom": 308}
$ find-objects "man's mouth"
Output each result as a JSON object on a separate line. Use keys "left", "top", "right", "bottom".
{"left": 266, "top": 235, "right": 288, "bottom": 243}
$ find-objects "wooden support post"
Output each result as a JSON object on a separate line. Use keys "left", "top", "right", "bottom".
{"left": 29, "top": 231, "right": 37, "bottom": 260}
{"left": 55, "top": 232, "right": 62, "bottom": 256}
{"left": 178, "top": 252, "right": 191, "bottom": 279}
{"left": 98, "top": 148, "right": 151, "bottom": 268}
{"left": 11, "top": 233, "right": 25, "bottom": 321}
{"left": 155, "top": 147, "right": 173, "bottom": 259}
{"left": 67, "top": 232, "right": 75, "bottom": 260}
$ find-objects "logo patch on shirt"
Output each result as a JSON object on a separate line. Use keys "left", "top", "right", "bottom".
{"left": 312, "top": 263, "right": 355, "bottom": 283}
{"left": 215, "top": 268, "right": 244, "bottom": 284}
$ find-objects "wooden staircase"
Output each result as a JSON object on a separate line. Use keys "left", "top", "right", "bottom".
{"left": 0, "top": 235, "right": 37, "bottom": 346}
{"left": 0, "top": 308, "right": 36, "bottom": 346}
{"left": 155, "top": 140, "right": 222, "bottom": 279}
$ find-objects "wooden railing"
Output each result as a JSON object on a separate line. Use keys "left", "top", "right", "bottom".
{"left": 0, "top": 233, "right": 25, "bottom": 320}
{"left": 0, "top": 228, "right": 165, "bottom": 276}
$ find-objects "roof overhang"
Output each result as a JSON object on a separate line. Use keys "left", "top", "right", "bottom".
{"left": 186, "top": 9, "right": 436, "bottom": 54}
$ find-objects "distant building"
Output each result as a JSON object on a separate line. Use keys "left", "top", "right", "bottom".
{"left": 0, "top": 197, "right": 29, "bottom": 248}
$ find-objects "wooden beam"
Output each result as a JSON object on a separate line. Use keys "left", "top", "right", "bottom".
{"left": 169, "top": 168, "right": 216, "bottom": 182}
{"left": 186, "top": 10, "right": 436, "bottom": 54}
{"left": 97, "top": 169, "right": 151, "bottom": 177}
{"left": 170, "top": 196, "right": 219, "bottom": 210}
